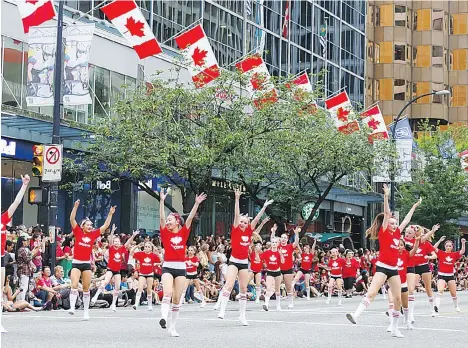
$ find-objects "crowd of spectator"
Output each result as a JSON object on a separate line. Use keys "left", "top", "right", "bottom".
{"left": 3, "top": 224, "right": 468, "bottom": 312}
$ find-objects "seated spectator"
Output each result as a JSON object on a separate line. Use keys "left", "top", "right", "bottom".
{"left": 50, "top": 265, "right": 71, "bottom": 310}
{"left": 2, "top": 275, "right": 42, "bottom": 312}
{"left": 36, "top": 266, "right": 57, "bottom": 310}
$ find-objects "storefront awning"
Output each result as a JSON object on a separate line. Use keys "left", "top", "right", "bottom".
{"left": 1, "top": 109, "right": 92, "bottom": 150}
{"left": 304, "top": 232, "right": 350, "bottom": 242}
{"left": 318, "top": 183, "right": 384, "bottom": 206}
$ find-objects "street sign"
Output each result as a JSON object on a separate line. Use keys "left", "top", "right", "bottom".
{"left": 42, "top": 144, "right": 63, "bottom": 182}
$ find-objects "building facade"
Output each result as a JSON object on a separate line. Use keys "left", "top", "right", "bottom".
{"left": 366, "top": 0, "right": 468, "bottom": 128}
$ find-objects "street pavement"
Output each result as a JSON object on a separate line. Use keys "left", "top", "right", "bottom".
{"left": 3, "top": 292, "right": 468, "bottom": 348}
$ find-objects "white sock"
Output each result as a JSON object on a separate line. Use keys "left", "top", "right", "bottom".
{"left": 180, "top": 288, "right": 187, "bottom": 305}
{"left": 92, "top": 287, "right": 103, "bottom": 302}
{"left": 111, "top": 290, "right": 119, "bottom": 307}
{"left": 381, "top": 286, "right": 387, "bottom": 296}
{"left": 408, "top": 294, "right": 415, "bottom": 319}
{"left": 452, "top": 296, "right": 458, "bottom": 307}
{"left": 288, "top": 292, "right": 293, "bottom": 306}
{"left": 239, "top": 293, "right": 247, "bottom": 317}
{"left": 275, "top": 292, "right": 281, "bottom": 308}
{"left": 391, "top": 309, "right": 400, "bottom": 332}
{"left": 219, "top": 290, "right": 230, "bottom": 313}
{"left": 198, "top": 290, "right": 206, "bottom": 304}
{"left": 354, "top": 294, "right": 371, "bottom": 318}
{"left": 135, "top": 291, "right": 142, "bottom": 308}
{"left": 435, "top": 293, "right": 442, "bottom": 309}
{"left": 265, "top": 291, "right": 272, "bottom": 306}
{"left": 170, "top": 304, "right": 180, "bottom": 329}
{"left": 306, "top": 287, "right": 310, "bottom": 299}
{"left": 403, "top": 307, "right": 409, "bottom": 323}
{"left": 161, "top": 296, "right": 171, "bottom": 320}
{"left": 327, "top": 287, "right": 332, "bottom": 300}
{"left": 83, "top": 291, "right": 90, "bottom": 315}
{"left": 69, "top": 289, "right": 79, "bottom": 311}
{"left": 428, "top": 296, "right": 434, "bottom": 311}
{"left": 255, "top": 286, "right": 261, "bottom": 298}
{"left": 338, "top": 290, "right": 342, "bottom": 302}
{"left": 147, "top": 294, "right": 153, "bottom": 307}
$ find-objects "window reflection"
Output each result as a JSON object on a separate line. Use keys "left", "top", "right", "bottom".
{"left": 394, "top": 44, "right": 406, "bottom": 63}
{"left": 394, "top": 79, "right": 406, "bottom": 100}
{"left": 432, "top": 46, "right": 443, "bottom": 67}
{"left": 394, "top": 5, "right": 406, "bottom": 27}
{"left": 432, "top": 9, "right": 443, "bottom": 31}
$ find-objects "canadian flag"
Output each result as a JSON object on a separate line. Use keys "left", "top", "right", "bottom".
{"left": 16, "top": 0, "right": 56, "bottom": 34}
{"left": 101, "top": 0, "right": 162, "bottom": 59}
{"left": 236, "top": 55, "right": 278, "bottom": 109}
{"left": 282, "top": 0, "right": 291, "bottom": 38}
{"left": 324, "top": 91, "right": 360, "bottom": 134}
{"left": 286, "top": 72, "right": 318, "bottom": 113}
{"left": 175, "top": 24, "right": 220, "bottom": 88}
{"left": 359, "top": 105, "right": 389, "bottom": 143}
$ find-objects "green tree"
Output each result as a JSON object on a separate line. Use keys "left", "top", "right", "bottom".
{"left": 397, "top": 124, "right": 468, "bottom": 239}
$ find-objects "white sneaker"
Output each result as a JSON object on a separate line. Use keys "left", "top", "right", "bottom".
{"left": 235, "top": 294, "right": 241, "bottom": 300}
{"left": 255, "top": 298, "right": 260, "bottom": 304}
{"left": 132, "top": 304, "right": 137, "bottom": 310}
{"left": 83, "top": 312, "right": 90, "bottom": 321}
{"left": 217, "top": 311, "right": 225, "bottom": 319}
{"left": 406, "top": 322, "right": 414, "bottom": 330}
{"left": 239, "top": 316, "right": 249, "bottom": 326}
{"left": 1, "top": 324, "right": 7, "bottom": 333}
{"left": 325, "top": 298, "right": 331, "bottom": 304}
{"left": 199, "top": 302, "right": 206, "bottom": 308}
{"left": 213, "top": 303, "right": 220, "bottom": 311}
{"left": 409, "top": 316, "right": 415, "bottom": 324}
{"left": 431, "top": 311, "right": 437, "bottom": 317}
{"left": 386, "top": 324, "right": 392, "bottom": 332}
{"left": 110, "top": 305, "right": 116, "bottom": 312}
{"left": 346, "top": 313, "right": 356, "bottom": 324}
{"left": 287, "top": 304, "right": 294, "bottom": 309}
{"left": 391, "top": 329, "right": 404, "bottom": 338}
{"left": 147, "top": 306, "right": 153, "bottom": 311}
{"left": 68, "top": 308, "right": 75, "bottom": 315}
{"left": 338, "top": 301, "right": 342, "bottom": 306}
{"left": 306, "top": 296, "right": 310, "bottom": 301}
{"left": 276, "top": 305, "right": 282, "bottom": 311}
{"left": 455, "top": 306, "right": 461, "bottom": 312}
{"left": 168, "top": 327, "right": 179, "bottom": 337}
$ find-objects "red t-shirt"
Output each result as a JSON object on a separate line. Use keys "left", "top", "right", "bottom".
{"left": 279, "top": 243, "right": 294, "bottom": 270}
{"left": 436, "top": 250, "right": 461, "bottom": 275}
{"left": 342, "top": 258, "right": 360, "bottom": 278}
{"left": 160, "top": 225, "right": 189, "bottom": 262}
{"left": 37, "top": 276, "right": 52, "bottom": 288}
{"left": 397, "top": 249, "right": 410, "bottom": 284}
{"left": 230, "top": 225, "right": 253, "bottom": 260}
{"left": 412, "top": 241, "right": 435, "bottom": 266}
{"left": 403, "top": 236, "right": 416, "bottom": 267}
{"left": 72, "top": 225, "right": 101, "bottom": 262}
{"left": 185, "top": 256, "right": 199, "bottom": 274}
{"left": 107, "top": 245, "right": 127, "bottom": 271}
{"left": 328, "top": 257, "right": 345, "bottom": 277}
{"left": 261, "top": 249, "right": 281, "bottom": 271}
{"left": 1, "top": 212, "right": 12, "bottom": 257}
{"left": 63, "top": 246, "right": 72, "bottom": 257}
{"left": 300, "top": 252, "right": 314, "bottom": 271}
{"left": 250, "top": 251, "right": 263, "bottom": 273}
{"left": 56, "top": 245, "right": 64, "bottom": 259}
{"left": 153, "top": 253, "right": 162, "bottom": 275}
{"left": 377, "top": 226, "right": 401, "bottom": 268}
{"left": 360, "top": 256, "right": 369, "bottom": 271}
{"left": 134, "top": 251, "right": 158, "bottom": 275}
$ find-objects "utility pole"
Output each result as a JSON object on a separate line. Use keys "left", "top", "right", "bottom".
{"left": 49, "top": 0, "right": 64, "bottom": 271}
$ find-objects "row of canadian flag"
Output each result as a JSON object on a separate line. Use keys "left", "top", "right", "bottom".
{"left": 16, "top": 0, "right": 388, "bottom": 142}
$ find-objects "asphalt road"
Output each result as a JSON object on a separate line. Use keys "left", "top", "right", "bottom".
{"left": 3, "top": 292, "right": 468, "bottom": 348}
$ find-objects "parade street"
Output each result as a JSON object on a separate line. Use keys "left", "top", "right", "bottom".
{"left": 4, "top": 292, "right": 468, "bottom": 348}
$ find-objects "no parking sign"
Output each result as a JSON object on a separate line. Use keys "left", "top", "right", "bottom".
{"left": 42, "top": 144, "right": 63, "bottom": 182}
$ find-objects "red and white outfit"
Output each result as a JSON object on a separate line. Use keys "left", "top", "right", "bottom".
{"left": 160, "top": 225, "right": 189, "bottom": 271}
{"left": 249, "top": 251, "right": 263, "bottom": 274}
{"left": 107, "top": 245, "right": 126, "bottom": 273}
{"left": 279, "top": 243, "right": 294, "bottom": 272}
{"left": 72, "top": 225, "right": 101, "bottom": 264}
{"left": 412, "top": 241, "right": 435, "bottom": 269}
{"left": 185, "top": 256, "right": 199, "bottom": 278}
{"left": 342, "top": 258, "right": 360, "bottom": 279}
{"left": 376, "top": 227, "right": 401, "bottom": 271}
{"left": 300, "top": 252, "right": 314, "bottom": 273}
{"left": 329, "top": 257, "right": 345, "bottom": 278}
{"left": 133, "top": 251, "right": 159, "bottom": 276}
{"left": 230, "top": 225, "right": 253, "bottom": 267}
{"left": 436, "top": 250, "right": 460, "bottom": 278}
{"left": 397, "top": 249, "right": 410, "bottom": 288}
{"left": 1, "top": 212, "right": 12, "bottom": 262}
{"left": 261, "top": 250, "right": 282, "bottom": 272}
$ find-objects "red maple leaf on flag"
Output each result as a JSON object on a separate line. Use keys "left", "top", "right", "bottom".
{"left": 336, "top": 107, "right": 350, "bottom": 122}
{"left": 192, "top": 47, "right": 208, "bottom": 67}
{"left": 251, "top": 73, "right": 267, "bottom": 90}
{"left": 26, "top": 0, "right": 39, "bottom": 5}
{"left": 125, "top": 17, "right": 145, "bottom": 37}
{"left": 367, "top": 118, "right": 381, "bottom": 130}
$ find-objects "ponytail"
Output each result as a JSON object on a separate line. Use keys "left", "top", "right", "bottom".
{"left": 366, "top": 213, "right": 384, "bottom": 240}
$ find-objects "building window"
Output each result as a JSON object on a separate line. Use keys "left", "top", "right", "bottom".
{"left": 415, "top": 45, "right": 431, "bottom": 67}
{"left": 451, "top": 85, "right": 467, "bottom": 107}
{"left": 394, "top": 5, "right": 406, "bottom": 26}
{"left": 366, "top": 77, "right": 373, "bottom": 102}
{"left": 94, "top": 66, "right": 110, "bottom": 118}
{"left": 379, "top": 79, "right": 393, "bottom": 100}
{"left": 452, "top": 49, "right": 468, "bottom": 70}
{"left": 415, "top": 9, "right": 431, "bottom": 31}
{"left": 432, "top": 9, "right": 443, "bottom": 30}
{"left": 379, "top": 41, "right": 393, "bottom": 63}
{"left": 432, "top": 83, "right": 445, "bottom": 104}
{"left": 368, "top": 4, "right": 375, "bottom": 26}
{"left": 374, "top": 42, "right": 380, "bottom": 63}
{"left": 1, "top": 37, "right": 24, "bottom": 107}
{"left": 432, "top": 46, "right": 443, "bottom": 67}
{"left": 451, "top": 14, "right": 468, "bottom": 35}
{"left": 394, "top": 43, "right": 406, "bottom": 63}
{"left": 374, "top": 79, "right": 380, "bottom": 100}
{"left": 406, "top": 44, "right": 412, "bottom": 62}
{"left": 367, "top": 41, "right": 374, "bottom": 62}
{"left": 414, "top": 82, "right": 431, "bottom": 103}
{"left": 407, "top": 9, "right": 412, "bottom": 29}
{"left": 376, "top": 4, "right": 393, "bottom": 27}
{"left": 394, "top": 79, "right": 406, "bottom": 100}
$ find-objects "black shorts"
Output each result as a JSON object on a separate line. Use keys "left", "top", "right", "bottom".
{"left": 266, "top": 270, "right": 281, "bottom": 278}
{"left": 402, "top": 286, "right": 408, "bottom": 293}
{"left": 1, "top": 255, "right": 5, "bottom": 267}
{"left": 343, "top": 277, "right": 355, "bottom": 290}
{"left": 154, "top": 274, "right": 161, "bottom": 281}
{"left": 107, "top": 269, "right": 122, "bottom": 276}
{"left": 299, "top": 268, "right": 311, "bottom": 275}
{"left": 407, "top": 267, "right": 415, "bottom": 274}
{"left": 139, "top": 273, "right": 154, "bottom": 279}
{"left": 438, "top": 274, "right": 455, "bottom": 282}
{"left": 72, "top": 263, "right": 91, "bottom": 272}
{"left": 330, "top": 275, "right": 342, "bottom": 280}
{"left": 281, "top": 269, "right": 293, "bottom": 275}
{"left": 162, "top": 267, "right": 186, "bottom": 278}
{"left": 375, "top": 265, "right": 399, "bottom": 279}
{"left": 186, "top": 273, "right": 198, "bottom": 280}
{"left": 228, "top": 261, "right": 249, "bottom": 271}
{"left": 415, "top": 264, "right": 430, "bottom": 275}
{"left": 251, "top": 271, "right": 261, "bottom": 277}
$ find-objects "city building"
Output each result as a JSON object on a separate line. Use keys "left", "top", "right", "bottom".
{"left": 2, "top": 0, "right": 379, "bottom": 247}
{"left": 366, "top": 0, "right": 468, "bottom": 128}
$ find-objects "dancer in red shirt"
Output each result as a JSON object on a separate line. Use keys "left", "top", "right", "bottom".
{"left": 1, "top": 174, "right": 30, "bottom": 333}
{"left": 292, "top": 240, "right": 317, "bottom": 300}
{"left": 262, "top": 235, "right": 284, "bottom": 311}
{"left": 433, "top": 236, "right": 466, "bottom": 313}
{"left": 69, "top": 200, "right": 116, "bottom": 320}
{"left": 346, "top": 184, "right": 421, "bottom": 338}
{"left": 342, "top": 250, "right": 360, "bottom": 299}
{"left": 180, "top": 246, "right": 205, "bottom": 307}
{"left": 325, "top": 248, "right": 345, "bottom": 305}
{"left": 132, "top": 242, "right": 160, "bottom": 311}
{"left": 215, "top": 189, "right": 272, "bottom": 325}
{"left": 274, "top": 224, "right": 300, "bottom": 309}
{"left": 249, "top": 241, "right": 264, "bottom": 304}
{"left": 91, "top": 227, "right": 138, "bottom": 310}
{"left": 159, "top": 189, "right": 206, "bottom": 337}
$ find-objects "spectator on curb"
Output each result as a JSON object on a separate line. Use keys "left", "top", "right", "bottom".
{"left": 16, "top": 234, "right": 39, "bottom": 300}
{"left": 36, "top": 266, "right": 58, "bottom": 310}
{"left": 51, "top": 265, "right": 71, "bottom": 309}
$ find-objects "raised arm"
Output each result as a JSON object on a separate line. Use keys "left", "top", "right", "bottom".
{"left": 409, "top": 236, "right": 421, "bottom": 257}
{"left": 159, "top": 188, "right": 169, "bottom": 228}
{"left": 292, "top": 226, "right": 300, "bottom": 248}
{"left": 251, "top": 199, "right": 274, "bottom": 230}
{"left": 185, "top": 192, "right": 207, "bottom": 229}
{"left": 253, "top": 217, "right": 269, "bottom": 242}
{"left": 270, "top": 224, "right": 277, "bottom": 241}
{"left": 460, "top": 238, "right": 466, "bottom": 256}
{"left": 311, "top": 237, "right": 317, "bottom": 253}
{"left": 233, "top": 189, "right": 242, "bottom": 228}
{"left": 382, "top": 184, "right": 391, "bottom": 230}
{"left": 421, "top": 224, "right": 440, "bottom": 243}
{"left": 433, "top": 235, "right": 446, "bottom": 250}
{"left": 7, "top": 175, "right": 30, "bottom": 218}
{"left": 70, "top": 199, "right": 80, "bottom": 229}
{"left": 100, "top": 205, "right": 116, "bottom": 233}
{"left": 125, "top": 230, "right": 140, "bottom": 249}
{"left": 108, "top": 224, "right": 117, "bottom": 246}
{"left": 399, "top": 197, "right": 422, "bottom": 232}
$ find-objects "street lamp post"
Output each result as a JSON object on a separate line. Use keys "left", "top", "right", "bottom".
{"left": 389, "top": 89, "right": 451, "bottom": 212}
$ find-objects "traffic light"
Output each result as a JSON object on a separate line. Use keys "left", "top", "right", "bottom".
{"left": 28, "top": 187, "right": 49, "bottom": 205}
{"left": 32, "top": 145, "right": 43, "bottom": 176}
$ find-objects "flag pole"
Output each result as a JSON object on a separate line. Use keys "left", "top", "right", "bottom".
{"left": 323, "top": 85, "right": 347, "bottom": 100}
{"left": 324, "top": 16, "right": 328, "bottom": 99}
{"left": 287, "top": 0, "right": 291, "bottom": 75}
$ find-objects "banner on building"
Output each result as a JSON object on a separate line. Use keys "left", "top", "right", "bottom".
{"left": 63, "top": 24, "right": 95, "bottom": 105}
{"left": 26, "top": 26, "right": 57, "bottom": 107}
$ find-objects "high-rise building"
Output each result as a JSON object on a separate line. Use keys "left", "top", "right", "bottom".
{"left": 366, "top": 0, "right": 468, "bottom": 128}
